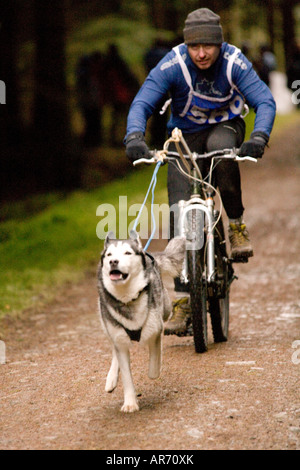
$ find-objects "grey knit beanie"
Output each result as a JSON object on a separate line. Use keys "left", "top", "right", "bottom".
{"left": 183, "top": 8, "right": 224, "bottom": 45}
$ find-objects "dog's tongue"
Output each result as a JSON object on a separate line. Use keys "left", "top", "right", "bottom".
{"left": 110, "top": 272, "right": 123, "bottom": 281}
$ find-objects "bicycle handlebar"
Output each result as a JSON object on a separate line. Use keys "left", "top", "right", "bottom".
{"left": 133, "top": 149, "right": 257, "bottom": 166}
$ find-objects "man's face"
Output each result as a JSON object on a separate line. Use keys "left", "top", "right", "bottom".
{"left": 188, "top": 44, "right": 221, "bottom": 70}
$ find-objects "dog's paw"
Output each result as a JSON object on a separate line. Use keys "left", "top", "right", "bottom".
{"left": 105, "top": 374, "right": 118, "bottom": 393}
{"left": 105, "top": 379, "right": 118, "bottom": 393}
{"left": 121, "top": 401, "right": 140, "bottom": 413}
{"left": 148, "top": 363, "right": 161, "bottom": 380}
{"left": 148, "top": 370, "right": 160, "bottom": 380}
{"left": 105, "top": 383, "right": 116, "bottom": 393}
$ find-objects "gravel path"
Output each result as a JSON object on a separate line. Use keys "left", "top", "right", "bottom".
{"left": 0, "top": 120, "right": 299, "bottom": 450}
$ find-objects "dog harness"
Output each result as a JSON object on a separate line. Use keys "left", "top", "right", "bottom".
{"left": 104, "top": 283, "right": 150, "bottom": 342}
{"left": 102, "top": 253, "right": 157, "bottom": 342}
{"left": 124, "top": 327, "right": 143, "bottom": 342}
{"left": 122, "top": 253, "right": 155, "bottom": 342}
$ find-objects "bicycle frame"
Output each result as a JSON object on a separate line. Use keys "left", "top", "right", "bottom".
{"left": 177, "top": 168, "right": 216, "bottom": 285}
{"left": 133, "top": 127, "right": 257, "bottom": 351}
{"left": 133, "top": 127, "right": 257, "bottom": 286}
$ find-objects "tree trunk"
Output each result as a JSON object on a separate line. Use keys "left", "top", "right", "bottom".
{"left": 266, "top": 0, "right": 275, "bottom": 51}
{"left": 33, "top": 0, "right": 81, "bottom": 191}
{"left": 149, "top": 0, "right": 166, "bottom": 29}
{"left": 281, "top": 0, "right": 297, "bottom": 71}
{"left": 0, "top": 1, "right": 26, "bottom": 201}
{"left": 0, "top": 1, "right": 23, "bottom": 145}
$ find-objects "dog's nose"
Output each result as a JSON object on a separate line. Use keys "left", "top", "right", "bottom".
{"left": 109, "top": 259, "right": 119, "bottom": 267}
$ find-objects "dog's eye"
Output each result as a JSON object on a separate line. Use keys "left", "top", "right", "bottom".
{"left": 106, "top": 253, "right": 112, "bottom": 257}
{"left": 125, "top": 251, "right": 132, "bottom": 255}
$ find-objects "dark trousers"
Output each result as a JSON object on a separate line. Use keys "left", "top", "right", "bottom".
{"left": 167, "top": 117, "right": 246, "bottom": 292}
{"left": 168, "top": 117, "right": 246, "bottom": 222}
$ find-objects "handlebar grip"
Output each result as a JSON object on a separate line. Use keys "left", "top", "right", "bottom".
{"left": 235, "top": 156, "right": 258, "bottom": 163}
{"left": 234, "top": 148, "right": 257, "bottom": 162}
{"left": 133, "top": 157, "right": 156, "bottom": 166}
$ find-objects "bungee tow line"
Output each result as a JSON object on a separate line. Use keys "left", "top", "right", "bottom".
{"left": 132, "top": 161, "right": 162, "bottom": 251}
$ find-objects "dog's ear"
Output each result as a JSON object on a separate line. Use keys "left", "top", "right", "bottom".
{"left": 129, "top": 230, "right": 147, "bottom": 267}
{"left": 104, "top": 231, "right": 116, "bottom": 248}
{"left": 129, "top": 230, "right": 138, "bottom": 241}
{"left": 101, "top": 232, "right": 116, "bottom": 266}
{"left": 129, "top": 230, "right": 143, "bottom": 250}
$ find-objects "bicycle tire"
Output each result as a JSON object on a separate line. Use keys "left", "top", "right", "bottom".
{"left": 209, "top": 215, "right": 230, "bottom": 343}
{"left": 187, "top": 208, "right": 208, "bottom": 353}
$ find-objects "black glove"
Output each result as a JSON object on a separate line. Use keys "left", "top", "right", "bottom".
{"left": 125, "top": 132, "right": 150, "bottom": 163}
{"left": 239, "top": 131, "right": 269, "bottom": 158}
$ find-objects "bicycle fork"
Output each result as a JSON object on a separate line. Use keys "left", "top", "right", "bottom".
{"left": 177, "top": 197, "right": 216, "bottom": 285}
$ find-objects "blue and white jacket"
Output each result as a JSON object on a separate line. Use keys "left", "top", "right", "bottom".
{"left": 126, "top": 43, "right": 276, "bottom": 138}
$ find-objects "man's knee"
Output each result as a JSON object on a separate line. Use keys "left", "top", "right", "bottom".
{"left": 206, "top": 125, "right": 238, "bottom": 151}
{"left": 206, "top": 119, "right": 245, "bottom": 151}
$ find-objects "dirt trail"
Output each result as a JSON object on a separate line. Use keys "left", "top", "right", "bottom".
{"left": 0, "top": 120, "right": 300, "bottom": 450}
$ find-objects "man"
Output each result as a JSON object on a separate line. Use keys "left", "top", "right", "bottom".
{"left": 125, "top": 8, "right": 276, "bottom": 335}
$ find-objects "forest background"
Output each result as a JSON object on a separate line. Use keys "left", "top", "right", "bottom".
{"left": 1, "top": 0, "right": 300, "bottom": 200}
{"left": 0, "top": 0, "right": 300, "bottom": 317}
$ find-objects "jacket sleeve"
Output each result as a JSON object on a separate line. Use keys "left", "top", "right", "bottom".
{"left": 233, "top": 53, "right": 276, "bottom": 137}
{"left": 125, "top": 52, "right": 175, "bottom": 139}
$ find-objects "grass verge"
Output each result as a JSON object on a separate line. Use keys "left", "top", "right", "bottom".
{"left": 0, "top": 165, "right": 168, "bottom": 319}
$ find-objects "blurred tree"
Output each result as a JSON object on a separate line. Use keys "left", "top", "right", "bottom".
{"left": 0, "top": 1, "right": 23, "bottom": 146}
{"left": 280, "top": 0, "right": 299, "bottom": 70}
{"left": 148, "top": 0, "right": 234, "bottom": 33}
{"left": 1, "top": 0, "right": 299, "bottom": 203}
{"left": 0, "top": 0, "right": 26, "bottom": 201}
{"left": 150, "top": 0, "right": 170, "bottom": 30}
{"left": 33, "top": 0, "right": 81, "bottom": 191}
{"left": 244, "top": 0, "right": 299, "bottom": 67}
{"left": 70, "top": 0, "right": 122, "bottom": 17}
{"left": 266, "top": 0, "right": 275, "bottom": 51}
{"left": 149, "top": 0, "right": 180, "bottom": 31}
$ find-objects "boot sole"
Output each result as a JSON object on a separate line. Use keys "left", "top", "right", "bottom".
{"left": 164, "top": 329, "right": 187, "bottom": 336}
{"left": 230, "top": 250, "right": 253, "bottom": 263}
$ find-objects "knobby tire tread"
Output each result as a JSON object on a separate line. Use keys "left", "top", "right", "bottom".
{"left": 187, "top": 209, "right": 207, "bottom": 353}
{"left": 209, "top": 216, "right": 230, "bottom": 343}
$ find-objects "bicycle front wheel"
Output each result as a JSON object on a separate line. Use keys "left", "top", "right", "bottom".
{"left": 209, "top": 215, "right": 231, "bottom": 343}
{"left": 187, "top": 209, "right": 208, "bottom": 353}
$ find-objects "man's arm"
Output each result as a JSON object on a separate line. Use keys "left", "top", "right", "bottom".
{"left": 233, "top": 52, "right": 276, "bottom": 137}
{"left": 233, "top": 52, "right": 276, "bottom": 157}
{"left": 125, "top": 51, "right": 175, "bottom": 139}
{"left": 125, "top": 51, "right": 175, "bottom": 162}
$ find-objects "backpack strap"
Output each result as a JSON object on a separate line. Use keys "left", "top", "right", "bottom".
{"left": 173, "top": 45, "right": 193, "bottom": 91}
{"left": 226, "top": 47, "right": 241, "bottom": 89}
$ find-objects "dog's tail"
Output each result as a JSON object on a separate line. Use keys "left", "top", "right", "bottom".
{"left": 155, "top": 237, "right": 186, "bottom": 278}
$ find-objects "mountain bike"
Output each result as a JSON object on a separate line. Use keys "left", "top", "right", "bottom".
{"left": 134, "top": 128, "right": 257, "bottom": 353}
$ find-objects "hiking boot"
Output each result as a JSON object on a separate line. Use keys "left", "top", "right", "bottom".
{"left": 229, "top": 221, "right": 253, "bottom": 261}
{"left": 164, "top": 297, "right": 191, "bottom": 336}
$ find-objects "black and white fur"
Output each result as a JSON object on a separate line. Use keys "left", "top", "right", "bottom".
{"left": 97, "top": 230, "right": 185, "bottom": 413}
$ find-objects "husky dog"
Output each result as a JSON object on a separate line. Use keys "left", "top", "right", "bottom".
{"left": 97, "top": 230, "right": 185, "bottom": 413}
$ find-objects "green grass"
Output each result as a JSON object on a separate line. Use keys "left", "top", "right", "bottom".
{"left": 0, "top": 165, "right": 168, "bottom": 318}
